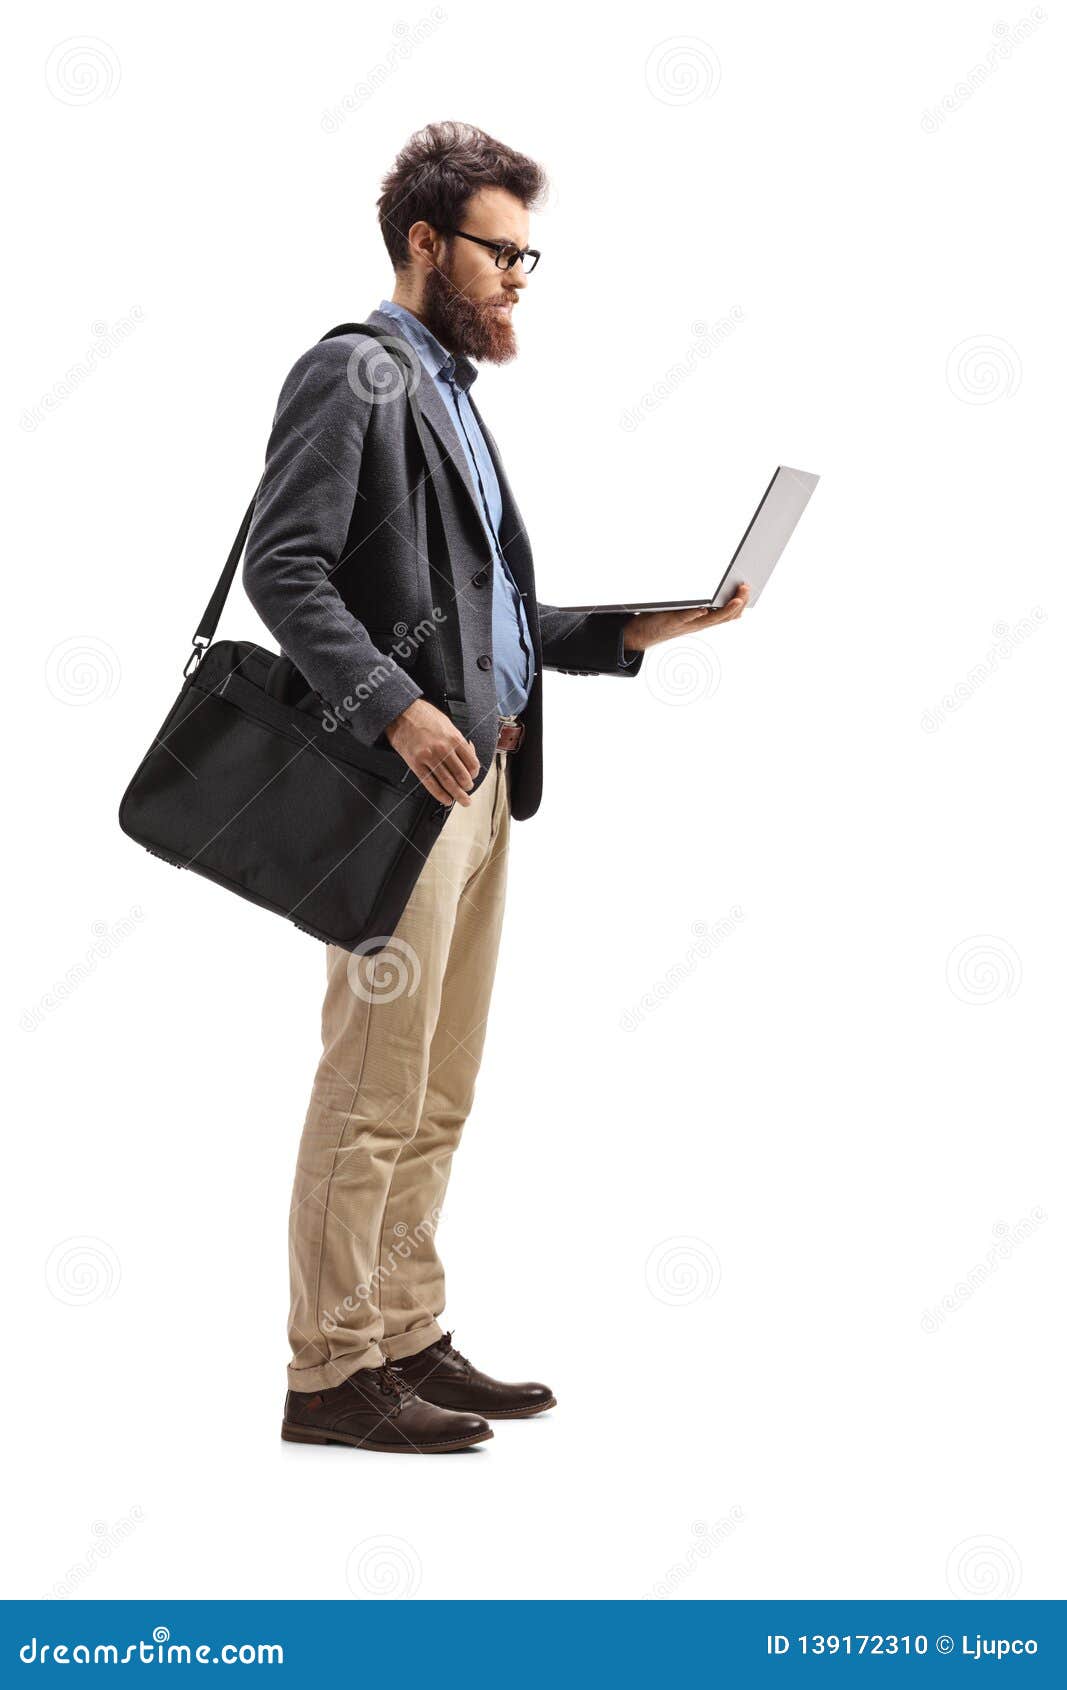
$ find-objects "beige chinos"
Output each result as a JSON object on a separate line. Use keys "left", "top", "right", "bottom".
{"left": 287, "top": 750, "right": 511, "bottom": 1391}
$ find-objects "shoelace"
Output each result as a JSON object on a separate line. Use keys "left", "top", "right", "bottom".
{"left": 441, "top": 1332, "right": 473, "bottom": 1378}
{"left": 383, "top": 1365, "right": 417, "bottom": 1406}
{"left": 376, "top": 1365, "right": 417, "bottom": 1411}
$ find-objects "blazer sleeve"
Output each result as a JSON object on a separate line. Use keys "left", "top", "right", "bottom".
{"left": 242, "top": 338, "right": 423, "bottom": 746}
{"left": 536, "top": 604, "right": 644, "bottom": 678}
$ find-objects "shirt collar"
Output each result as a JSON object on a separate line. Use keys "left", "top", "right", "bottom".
{"left": 377, "top": 300, "right": 478, "bottom": 392}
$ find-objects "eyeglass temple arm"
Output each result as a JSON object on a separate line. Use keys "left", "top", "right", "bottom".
{"left": 444, "top": 228, "right": 538, "bottom": 268}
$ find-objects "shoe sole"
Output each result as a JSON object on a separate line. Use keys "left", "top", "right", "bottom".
{"left": 479, "top": 1396, "right": 557, "bottom": 1420}
{"left": 280, "top": 1420, "right": 493, "bottom": 1452}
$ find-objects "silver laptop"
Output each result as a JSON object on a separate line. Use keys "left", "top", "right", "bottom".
{"left": 562, "top": 465, "right": 820, "bottom": 614}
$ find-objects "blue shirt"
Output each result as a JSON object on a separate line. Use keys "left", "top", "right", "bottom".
{"left": 376, "top": 299, "right": 534, "bottom": 717}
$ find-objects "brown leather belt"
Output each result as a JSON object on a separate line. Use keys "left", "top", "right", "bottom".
{"left": 496, "top": 717, "right": 525, "bottom": 754}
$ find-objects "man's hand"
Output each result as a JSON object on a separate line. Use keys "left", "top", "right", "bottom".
{"left": 622, "top": 582, "right": 751, "bottom": 652}
{"left": 385, "top": 697, "right": 480, "bottom": 806}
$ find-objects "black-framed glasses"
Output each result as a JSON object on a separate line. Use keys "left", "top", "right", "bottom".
{"left": 444, "top": 228, "right": 541, "bottom": 274}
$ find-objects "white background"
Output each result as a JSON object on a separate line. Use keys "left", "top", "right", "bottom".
{"left": 5, "top": 0, "right": 1064, "bottom": 1603}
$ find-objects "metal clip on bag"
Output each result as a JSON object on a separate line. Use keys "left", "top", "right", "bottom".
{"left": 119, "top": 324, "right": 465, "bottom": 953}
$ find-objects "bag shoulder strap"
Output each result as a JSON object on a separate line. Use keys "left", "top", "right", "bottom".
{"left": 185, "top": 323, "right": 464, "bottom": 710}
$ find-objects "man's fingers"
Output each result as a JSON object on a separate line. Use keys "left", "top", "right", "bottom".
{"left": 398, "top": 724, "right": 481, "bottom": 808}
{"left": 421, "top": 750, "right": 474, "bottom": 805}
{"left": 420, "top": 760, "right": 469, "bottom": 805}
{"left": 421, "top": 772, "right": 457, "bottom": 806}
{"left": 686, "top": 594, "right": 747, "bottom": 631}
{"left": 439, "top": 749, "right": 478, "bottom": 798}
{"left": 426, "top": 739, "right": 479, "bottom": 787}
{"left": 455, "top": 737, "right": 480, "bottom": 780}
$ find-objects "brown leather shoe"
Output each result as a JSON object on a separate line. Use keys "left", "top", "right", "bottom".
{"left": 281, "top": 1364, "right": 492, "bottom": 1452}
{"left": 390, "top": 1333, "right": 556, "bottom": 1419}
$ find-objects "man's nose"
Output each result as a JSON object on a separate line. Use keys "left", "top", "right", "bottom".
{"left": 509, "top": 264, "right": 529, "bottom": 292}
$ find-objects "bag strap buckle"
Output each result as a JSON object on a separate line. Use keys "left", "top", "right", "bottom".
{"left": 183, "top": 636, "right": 210, "bottom": 677}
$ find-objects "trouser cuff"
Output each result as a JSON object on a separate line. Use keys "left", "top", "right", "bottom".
{"left": 380, "top": 1320, "right": 444, "bottom": 1363}
{"left": 286, "top": 1348, "right": 385, "bottom": 1393}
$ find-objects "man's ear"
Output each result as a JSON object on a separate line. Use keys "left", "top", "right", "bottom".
{"left": 407, "top": 219, "right": 443, "bottom": 270}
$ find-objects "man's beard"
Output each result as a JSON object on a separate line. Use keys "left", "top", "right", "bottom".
{"left": 421, "top": 260, "right": 518, "bottom": 364}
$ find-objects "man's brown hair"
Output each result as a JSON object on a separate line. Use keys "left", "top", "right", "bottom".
{"left": 377, "top": 121, "right": 547, "bottom": 272}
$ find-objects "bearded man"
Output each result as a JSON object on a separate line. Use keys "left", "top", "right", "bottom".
{"left": 242, "top": 121, "right": 748, "bottom": 1454}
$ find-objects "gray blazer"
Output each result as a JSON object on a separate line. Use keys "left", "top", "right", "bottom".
{"left": 242, "top": 309, "right": 642, "bottom": 821}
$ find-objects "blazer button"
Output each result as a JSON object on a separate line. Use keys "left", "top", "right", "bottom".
{"left": 476, "top": 655, "right": 492, "bottom": 671}
{"left": 471, "top": 568, "right": 488, "bottom": 588}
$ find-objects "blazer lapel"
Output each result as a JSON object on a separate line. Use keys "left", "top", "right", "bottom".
{"left": 465, "top": 390, "right": 534, "bottom": 596}
{"left": 364, "top": 309, "right": 536, "bottom": 603}
{"left": 366, "top": 309, "right": 487, "bottom": 544}
{"left": 465, "top": 394, "right": 528, "bottom": 554}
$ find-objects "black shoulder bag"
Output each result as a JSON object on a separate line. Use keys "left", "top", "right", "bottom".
{"left": 118, "top": 324, "right": 463, "bottom": 953}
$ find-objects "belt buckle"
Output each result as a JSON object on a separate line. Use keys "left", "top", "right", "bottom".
{"left": 496, "top": 716, "right": 525, "bottom": 753}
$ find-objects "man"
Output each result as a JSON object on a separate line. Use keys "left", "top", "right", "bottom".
{"left": 243, "top": 122, "right": 748, "bottom": 1454}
